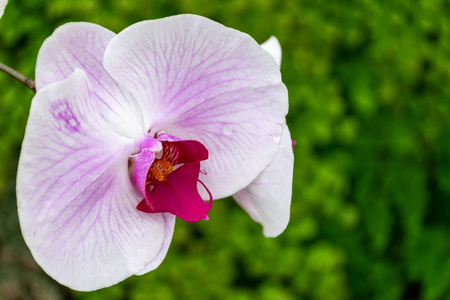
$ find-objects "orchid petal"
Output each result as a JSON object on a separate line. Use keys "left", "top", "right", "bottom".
{"left": 16, "top": 69, "right": 175, "bottom": 291}
{"left": 233, "top": 124, "right": 293, "bottom": 237}
{"left": 103, "top": 14, "right": 288, "bottom": 199}
{"left": 0, "top": 0, "right": 7, "bottom": 19}
{"left": 35, "top": 22, "right": 144, "bottom": 138}
{"left": 261, "top": 36, "right": 282, "bottom": 68}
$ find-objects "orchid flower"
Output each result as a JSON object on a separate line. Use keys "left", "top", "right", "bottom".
{"left": 0, "top": 0, "right": 7, "bottom": 18}
{"left": 16, "top": 14, "right": 293, "bottom": 291}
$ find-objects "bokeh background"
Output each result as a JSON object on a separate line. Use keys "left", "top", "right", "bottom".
{"left": 1, "top": 0, "right": 450, "bottom": 299}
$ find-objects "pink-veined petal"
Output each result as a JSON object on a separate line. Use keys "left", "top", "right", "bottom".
{"left": 233, "top": 124, "right": 294, "bottom": 237}
{"left": 36, "top": 22, "right": 144, "bottom": 138}
{"left": 104, "top": 14, "right": 288, "bottom": 199}
{"left": 261, "top": 36, "right": 282, "bottom": 68}
{"left": 16, "top": 69, "right": 175, "bottom": 291}
{"left": 0, "top": 0, "right": 7, "bottom": 18}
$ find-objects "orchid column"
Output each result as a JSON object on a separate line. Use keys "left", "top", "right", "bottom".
{"left": 16, "top": 14, "right": 293, "bottom": 291}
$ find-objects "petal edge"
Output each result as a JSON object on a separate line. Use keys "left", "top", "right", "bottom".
{"left": 261, "top": 36, "right": 282, "bottom": 68}
{"left": 233, "top": 124, "right": 293, "bottom": 237}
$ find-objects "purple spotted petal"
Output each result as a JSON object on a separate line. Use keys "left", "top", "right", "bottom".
{"left": 16, "top": 69, "right": 175, "bottom": 291}
{"left": 233, "top": 125, "right": 294, "bottom": 237}
{"left": 35, "top": 22, "right": 144, "bottom": 138}
{"left": 0, "top": 0, "right": 7, "bottom": 18}
{"left": 103, "top": 14, "right": 288, "bottom": 199}
{"left": 261, "top": 36, "right": 282, "bottom": 68}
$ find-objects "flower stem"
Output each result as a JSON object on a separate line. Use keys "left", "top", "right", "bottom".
{"left": 0, "top": 62, "right": 36, "bottom": 93}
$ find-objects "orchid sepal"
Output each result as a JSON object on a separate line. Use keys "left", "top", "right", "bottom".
{"left": 233, "top": 124, "right": 294, "bottom": 237}
{"left": 17, "top": 69, "right": 175, "bottom": 291}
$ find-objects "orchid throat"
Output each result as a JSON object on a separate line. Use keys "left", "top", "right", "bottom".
{"left": 130, "top": 133, "right": 213, "bottom": 223}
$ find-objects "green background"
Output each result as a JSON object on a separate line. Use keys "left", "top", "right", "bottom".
{"left": 1, "top": 0, "right": 450, "bottom": 299}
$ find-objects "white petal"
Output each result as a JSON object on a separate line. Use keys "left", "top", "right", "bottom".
{"left": 135, "top": 216, "right": 175, "bottom": 275}
{"left": 35, "top": 22, "right": 144, "bottom": 138}
{"left": 0, "top": 0, "right": 7, "bottom": 18}
{"left": 104, "top": 14, "right": 288, "bottom": 199}
{"left": 17, "top": 69, "right": 175, "bottom": 291}
{"left": 233, "top": 124, "right": 293, "bottom": 237}
{"left": 261, "top": 36, "right": 282, "bottom": 68}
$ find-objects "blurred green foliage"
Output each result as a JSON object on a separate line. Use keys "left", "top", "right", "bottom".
{"left": 1, "top": 0, "right": 450, "bottom": 299}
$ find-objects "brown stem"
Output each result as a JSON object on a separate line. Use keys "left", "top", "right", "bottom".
{"left": 0, "top": 62, "right": 36, "bottom": 93}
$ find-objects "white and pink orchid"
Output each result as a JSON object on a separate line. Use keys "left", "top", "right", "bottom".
{"left": 16, "top": 14, "right": 293, "bottom": 291}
